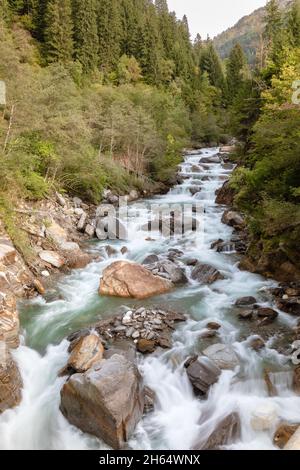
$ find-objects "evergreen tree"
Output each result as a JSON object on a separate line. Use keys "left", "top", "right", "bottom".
{"left": 200, "top": 41, "right": 226, "bottom": 93}
{"left": 44, "top": 0, "right": 73, "bottom": 63}
{"left": 97, "top": 0, "right": 122, "bottom": 72}
{"left": 72, "top": 0, "right": 98, "bottom": 73}
{"left": 226, "top": 43, "right": 246, "bottom": 103}
{"left": 287, "top": 0, "right": 300, "bottom": 47}
{"left": 193, "top": 33, "right": 203, "bottom": 64}
{"left": 264, "top": 0, "right": 284, "bottom": 64}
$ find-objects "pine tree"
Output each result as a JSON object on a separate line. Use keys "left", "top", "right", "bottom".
{"left": 97, "top": 0, "right": 122, "bottom": 72}
{"left": 287, "top": 0, "right": 300, "bottom": 47}
{"left": 264, "top": 0, "right": 284, "bottom": 64}
{"left": 44, "top": 0, "right": 73, "bottom": 63}
{"left": 200, "top": 41, "right": 226, "bottom": 93}
{"left": 226, "top": 43, "right": 246, "bottom": 103}
{"left": 72, "top": 0, "right": 98, "bottom": 73}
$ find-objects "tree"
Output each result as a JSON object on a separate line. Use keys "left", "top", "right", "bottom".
{"left": 97, "top": 0, "right": 122, "bottom": 72}
{"left": 44, "top": 0, "right": 73, "bottom": 63}
{"left": 226, "top": 43, "right": 246, "bottom": 103}
{"left": 117, "top": 54, "right": 142, "bottom": 84}
{"left": 0, "top": 0, "right": 10, "bottom": 23}
{"left": 72, "top": 0, "right": 98, "bottom": 73}
{"left": 287, "top": 0, "right": 300, "bottom": 47}
{"left": 264, "top": 0, "right": 283, "bottom": 64}
{"left": 200, "top": 41, "right": 226, "bottom": 93}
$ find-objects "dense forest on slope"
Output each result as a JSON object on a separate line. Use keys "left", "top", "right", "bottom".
{"left": 214, "top": 0, "right": 291, "bottom": 65}
{"left": 0, "top": 0, "right": 299, "bottom": 279}
{"left": 227, "top": 0, "right": 300, "bottom": 279}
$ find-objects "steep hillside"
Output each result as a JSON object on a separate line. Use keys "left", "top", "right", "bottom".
{"left": 214, "top": 0, "right": 291, "bottom": 64}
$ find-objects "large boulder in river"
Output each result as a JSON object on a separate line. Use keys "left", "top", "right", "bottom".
{"left": 0, "top": 342, "right": 23, "bottom": 413}
{"left": 202, "top": 344, "right": 239, "bottom": 370}
{"left": 99, "top": 261, "right": 173, "bottom": 300}
{"left": 193, "top": 413, "right": 241, "bottom": 450}
{"left": 221, "top": 210, "right": 245, "bottom": 230}
{"left": 215, "top": 181, "right": 235, "bottom": 206}
{"left": 191, "top": 262, "right": 224, "bottom": 284}
{"left": 185, "top": 356, "right": 221, "bottom": 396}
{"left": 284, "top": 427, "right": 300, "bottom": 450}
{"left": 66, "top": 334, "right": 104, "bottom": 374}
{"left": 60, "top": 354, "right": 144, "bottom": 449}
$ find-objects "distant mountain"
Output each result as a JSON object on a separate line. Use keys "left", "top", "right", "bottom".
{"left": 214, "top": 0, "right": 292, "bottom": 65}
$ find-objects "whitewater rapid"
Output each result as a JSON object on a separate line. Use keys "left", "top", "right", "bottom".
{"left": 1, "top": 148, "right": 299, "bottom": 450}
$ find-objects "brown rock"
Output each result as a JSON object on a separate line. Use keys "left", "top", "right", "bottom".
{"left": 193, "top": 413, "right": 241, "bottom": 450}
{"left": 0, "top": 342, "right": 23, "bottom": 413}
{"left": 238, "top": 309, "right": 253, "bottom": 320}
{"left": 39, "top": 250, "right": 65, "bottom": 269}
{"left": 293, "top": 365, "right": 300, "bottom": 394}
{"left": 67, "top": 334, "right": 104, "bottom": 373}
{"left": 264, "top": 370, "right": 277, "bottom": 397}
{"left": 273, "top": 423, "right": 299, "bottom": 449}
{"left": 221, "top": 210, "right": 245, "bottom": 230}
{"left": 0, "top": 242, "right": 17, "bottom": 265}
{"left": 257, "top": 307, "right": 278, "bottom": 324}
{"left": 99, "top": 261, "right": 173, "bottom": 300}
{"left": 191, "top": 262, "right": 224, "bottom": 284}
{"left": 64, "top": 251, "right": 92, "bottom": 270}
{"left": 60, "top": 354, "right": 144, "bottom": 449}
{"left": 215, "top": 181, "right": 235, "bottom": 206}
{"left": 0, "top": 310, "right": 20, "bottom": 349}
{"left": 185, "top": 356, "right": 221, "bottom": 396}
{"left": 144, "top": 386, "right": 156, "bottom": 413}
{"left": 207, "top": 322, "right": 221, "bottom": 330}
{"left": 137, "top": 339, "right": 156, "bottom": 354}
{"left": 250, "top": 337, "right": 265, "bottom": 351}
{"left": 235, "top": 296, "right": 257, "bottom": 307}
{"left": 33, "top": 279, "right": 46, "bottom": 296}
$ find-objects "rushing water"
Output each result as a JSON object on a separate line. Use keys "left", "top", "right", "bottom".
{"left": 1, "top": 148, "right": 300, "bottom": 450}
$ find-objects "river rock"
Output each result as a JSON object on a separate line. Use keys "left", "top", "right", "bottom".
{"left": 256, "top": 307, "right": 278, "bottom": 324}
{"left": 276, "top": 298, "right": 300, "bottom": 316}
{"left": 235, "top": 296, "right": 257, "bottom": 307}
{"left": 144, "top": 386, "right": 156, "bottom": 413}
{"left": 137, "top": 339, "right": 156, "bottom": 354}
{"left": 201, "top": 156, "right": 220, "bottom": 164}
{"left": 0, "top": 242, "right": 16, "bottom": 265}
{"left": 191, "top": 262, "right": 224, "bottom": 284}
{"left": 77, "top": 213, "right": 87, "bottom": 232}
{"left": 202, "top": 344, "right": 239, "bottom": 370}
{"left": 85, "top": 223, "right": 95, "bottom": 237}
{"left": 147, "top": 260, "right": 187, "bottom": 285}
{"left": 237, "top": 309, "right": 253, "bottom": 320}
{"left": 64, "top": 250, "right": 92, "bottom": 270}
{"left": 190, "top": 186, "right": 201, "bottom": 196}
{"left": 39, "top": 250, "right": 65, "bottom": 269}
{"left": 273, "top": 423, "right": 299, "bottom": 449}
{"left": 99, "top": 261, "right": 173, "bottom": 299}
{"left": 293, "top": 365, "right": 300, "bottom": 394}
{"left": 185, "top": 356, "right": 221, "bottom": 396}
{"left": 67, "top": 334, "right": 104, "bottom": 374}
{"left": 142, "top": 254, "right": 160, "bottom": 265}
{"left": 207, "top": 322, "right": 221, "bottom": 330}
{"left": 128, "top": 190, "right": 139, "bottom": 202}
{"left": 56, "top": 192, "right": 66, "bottom": 207}
{"left": 221, "top": 210, "right": 245, "bottom": 230}
{"left": 193, "top": 413, "right": 241, "bottom": 450}
{"left": 249, "top": 337, "right": 265, "bottom": 351}
{"left": 284, "top": 427, "right": 300, "bottom": 450}
{"left": 251, "top": 403, "right": 278, "bottom": 431}
{"left": 215, "top": 181, "right": 235, "bottom": 206}
{"left": 0, "top": 342, "right": 23, "bottom": 413}
{"left": 0, "top": 310, "right": 20, "bottom": 349}
{"left": 33, "top": 278, "right": 46, "bottom": 296}
{"left": 60, "top": 354, "right": 144, "bottom": 449}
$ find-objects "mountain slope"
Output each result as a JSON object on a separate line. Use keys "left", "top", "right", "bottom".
{"left": 214, "top": 0, "right": 292, "bottom": 64}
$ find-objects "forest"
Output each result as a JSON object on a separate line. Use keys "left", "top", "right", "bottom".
{"left": 0, "top": 0, "right": 299, "bottom": 270}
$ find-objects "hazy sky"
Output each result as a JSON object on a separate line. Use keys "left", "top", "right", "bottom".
{"left": 167, "top": 0, "right": 267, "bottom": 39}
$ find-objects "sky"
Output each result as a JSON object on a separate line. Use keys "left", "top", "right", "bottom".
{"left": 167, "top": 0, "right": 267, "bottom": 39}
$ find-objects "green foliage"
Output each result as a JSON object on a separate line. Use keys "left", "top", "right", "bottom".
{"left": 226, "top": 43, "right": 247, "bottom": 103}
{"left": 72, "top": 0, "right": 98, "bottom": 73}
{"left": 44, "top": 0, "right": 73, "bottom": 63}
